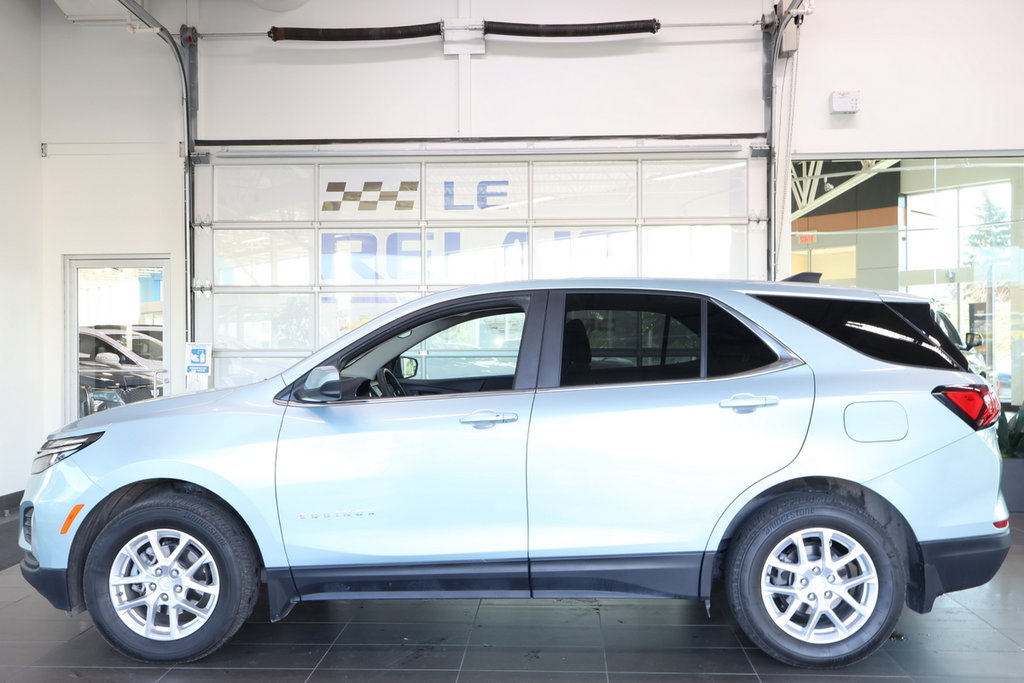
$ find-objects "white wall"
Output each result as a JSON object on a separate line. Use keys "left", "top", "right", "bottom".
{"left": 37, "top": 0, "right": 185, "bottom": 459}
{"left": 190, "top": 0, "right": 767, "bottom": 140}
{"left": 0, "top": 0, "right": 43, "bottom": 498}
{"left": 791, "top": 0, "right": 1024, "bottom": 156}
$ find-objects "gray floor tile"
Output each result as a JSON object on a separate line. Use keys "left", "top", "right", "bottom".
{"left": 609, "top": 676, "right": 761, "bottom": 682}
{"left": 334, "top": 622, "right": 472, "bottom": 646}
{"left": 469, "top": 623, "right": 604, "bottom": 647}
{"left": 460, "top": 645, "right": 606, "bottom": 672}
{"left": 605, "top": 647, "right": 755, "bottom": 675}
{"left": 0, "top": 668, "right": 169, "bottom": 683}
{"left": 230, "top": 621, "right": 345, "bottom": 645}
{"left": 602, "top": 624, "right": 743, "bottom": 649}
{"left": 158, "top": 670, "right": 313, "bottom": 682}
{"left": 474, "top": 603, "right": 601, "bottom": 628}
{"left": 460, "top": 672, "right": 607, "bottom": 682}
{"left": 886, "top": 648, "right": 1024, "bottom": 678}
{"left": 308, "top": 671, "right": 458, "bottom": 682}
{"left": 318, "top": 644, "right": 464, "bottom": 670}
{"left": 177, "top": 642, "right": 330, "bottom": 669}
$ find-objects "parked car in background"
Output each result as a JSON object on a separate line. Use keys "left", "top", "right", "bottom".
{"left": 930, "top": 306, "right": 989, "bottom": 380}
{"left": 79, "top": 328, "right": 164, "bottom": 371}
{"left": 78, "top": 328, "right": 166, "bottom": 415}
{"left": 23, "top": 278, "right": 1008, "bottom": 668}
{"left": 996, "top": 372, "right": 1012, "bottom": 404}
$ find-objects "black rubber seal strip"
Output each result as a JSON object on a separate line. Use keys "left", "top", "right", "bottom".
{"left": 269, "top": 23, "right": 442, "bottom": 42}
{"left": 483, "top": 19, "right": 660, "bottom": 37}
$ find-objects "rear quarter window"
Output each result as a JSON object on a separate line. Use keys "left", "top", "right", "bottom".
{"left": 755, "top": 295, "right": 967, "bottom": 371}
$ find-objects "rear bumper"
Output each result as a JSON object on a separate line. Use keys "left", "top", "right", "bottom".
{"left": 20, "top": 553, "right": 72, "bottom": 613}
{"left": 910, "top": 532, "right": 1010, "bottom": 612}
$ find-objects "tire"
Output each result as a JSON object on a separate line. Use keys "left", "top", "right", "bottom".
{"left": 725, "top": 493, "right": 905, "bottom": 668}
{"left": 83, "top": 492, "right": 259, "bottom": 663}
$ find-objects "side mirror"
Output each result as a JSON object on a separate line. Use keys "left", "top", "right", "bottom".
{"left": 399, "top": 356, "right": 419, "bottom": 379}
{"left": 965, "top": 332, "right": 985, "bottom": 349}
{"left": 95, "top": 352, "right": 121, "bottom": 366}
{"left": 294, "top": 365, "right": 342, "bottom": 401}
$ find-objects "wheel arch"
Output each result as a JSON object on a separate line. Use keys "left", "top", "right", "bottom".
{"left": 702, "top": 476, "right": 927, "bottom": 610}
{"left": 65, "top": 479, "right": 266, "bottom": 614}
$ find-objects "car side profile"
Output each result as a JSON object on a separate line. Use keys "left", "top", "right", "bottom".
{"left": 20, "top": 278, "right": 1009, "bottom": 668}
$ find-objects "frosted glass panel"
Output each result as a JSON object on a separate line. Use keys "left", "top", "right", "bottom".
{"left": 214, "top": 357, "right": 299, "bottom": 389}
{"left": 319, "top": 164, "right": 422, "bottom": 221}
{"left": 533, "top": 161, "right": 636, "bottom": 219}
{"left": 213, "top": 293, "right": 314, "bottom": 350}
{"left": 426, "top": 227, "right": 528, "bottom": 284}
{"left": 642, "top": 225, "right": 747, "bottom": 278}
{"left": 214, "top": 230, "right": 313, "bottom": 286}
{"left": 643, "top": 160, "right": 746, "bottom": 218}
{"left": 214, "top": 165, "right": 314, "bottom": 221}
{"left": 534, "top": 228, "right": 637, "bottom": 278}
{"left": 424, "top": 163, "right": 529, "bottom": 220}
{"left": 319, "top": 292, "right": 420, "bottom": 346}
{"left": 321, "top": 230, "right": 421, "bottom": 285}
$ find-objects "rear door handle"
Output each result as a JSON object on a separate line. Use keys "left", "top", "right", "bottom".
{"left": 718, "top": 394, "right": 779, "bottom": 413}
{"left": 460, "top": 410, "right": 519, "bottom": 429}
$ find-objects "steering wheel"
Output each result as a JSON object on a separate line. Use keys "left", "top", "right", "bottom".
{"left": 375, "top": 367, "right": 407, "bottom": 397}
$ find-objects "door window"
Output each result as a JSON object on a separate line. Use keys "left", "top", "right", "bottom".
{"left": 295, "top": 300, "right": 531, "bottom": 402}
{"left": 403, "top": 311, "right": 523, "bottom": 381}
{"left": 559, "top": 293, "right": 779, "bottom": 386}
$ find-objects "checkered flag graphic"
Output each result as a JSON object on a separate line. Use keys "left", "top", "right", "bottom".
{"left": 322, "top": 180, "right": 419, "bottom": 212}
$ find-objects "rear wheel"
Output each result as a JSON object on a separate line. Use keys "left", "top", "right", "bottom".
{"left": 83, "top": 493, "right": 258, "bottom": 663}
{"left": 726, "top": 493, "right": 905, "bottom": 668}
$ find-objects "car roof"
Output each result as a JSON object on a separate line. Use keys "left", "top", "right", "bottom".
{"left": 420, "top": 277, "right": 927, "bottom": 304}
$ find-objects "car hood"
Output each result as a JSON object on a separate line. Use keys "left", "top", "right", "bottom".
{"left": 53, "top": 377, "right": 284, "bottom": 438}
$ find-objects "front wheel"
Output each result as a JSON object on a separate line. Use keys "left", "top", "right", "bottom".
{"left": 726, "top": 493, "right": 905, "bottom": 668}
{"left": 83, "top": 492, "right": 259, "bottom": 663}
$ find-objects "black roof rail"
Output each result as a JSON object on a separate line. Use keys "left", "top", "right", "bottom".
{"left": 781, "top": 272, "right": 822, "bottom": 284}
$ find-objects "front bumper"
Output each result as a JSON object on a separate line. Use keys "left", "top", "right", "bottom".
{"left": 20, "top": 553, "right": 72, "bottom": 613}
{"left": 910, "top": 532, "right": 1010, "bottom": 612}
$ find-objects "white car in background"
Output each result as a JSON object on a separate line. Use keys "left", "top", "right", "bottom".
{"left": 78, "top": 328, "right": 166, "bottom": 413}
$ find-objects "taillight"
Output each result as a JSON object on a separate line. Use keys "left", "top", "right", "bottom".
{"left": 933, "top": 384, "right": 1000, "bottom": 430}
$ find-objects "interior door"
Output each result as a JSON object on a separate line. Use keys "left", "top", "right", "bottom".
{"left": 67, "top": 257, "right": 170, "bottom": 421}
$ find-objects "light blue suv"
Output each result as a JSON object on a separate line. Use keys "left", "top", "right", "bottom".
{"left": 20, "top": 278, "right": 1009, "bottom": 667}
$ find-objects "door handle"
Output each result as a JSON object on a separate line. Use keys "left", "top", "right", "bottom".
{"left": 718, "top": 394, "right": 780, "bottom": 413}
{"left": 460, "top": 410, "right": 519, "bottom": 429}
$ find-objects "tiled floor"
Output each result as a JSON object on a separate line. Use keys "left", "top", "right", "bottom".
{"left": 1, "top": 517, "right": 1024, "bottom": 682}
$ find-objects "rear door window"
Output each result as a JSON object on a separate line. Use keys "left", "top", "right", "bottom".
{"left": 558, "top": 293, "right": 780, "bottom": 387}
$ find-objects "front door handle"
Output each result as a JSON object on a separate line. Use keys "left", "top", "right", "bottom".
{"left": 718, "top": 394, "right": 780, "bottom": 413}
{"left": 460, "top": 410, "right": 519, "bottom": 429}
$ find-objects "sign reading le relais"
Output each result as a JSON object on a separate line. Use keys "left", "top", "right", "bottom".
{"left": 318, "top": 163, "right": 542, "bottom": 283}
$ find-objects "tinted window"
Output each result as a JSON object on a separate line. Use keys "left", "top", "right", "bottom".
{"left": 561, "top": 293, "right": 701, "bottom": 386}
{"left": 707, "top": 302, "right": 779, "bottom": 377}
{"left": 756, "top": 295, "right": 966, "bottom": 370}
{"left": 559, "top": 293, "right": 780, "bottom": 386}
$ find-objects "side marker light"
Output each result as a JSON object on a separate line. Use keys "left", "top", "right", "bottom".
{"left": 994, "top": 519, "right": 1009, "bottom": 529}
{"left": 60, "top": 504, "right": 85, "bottom": 535}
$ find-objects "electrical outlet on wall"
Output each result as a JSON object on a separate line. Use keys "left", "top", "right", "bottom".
{"left": 830, "top": 90, "right": 861, "bottom": 114}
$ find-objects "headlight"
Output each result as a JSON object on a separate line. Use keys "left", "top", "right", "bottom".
{"left": 31, "top": 433, "right": 103, "bottom": 474}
